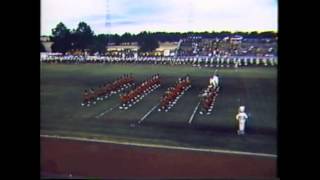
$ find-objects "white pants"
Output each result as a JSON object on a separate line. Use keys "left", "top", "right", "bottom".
{"left": 239, "top": 120, "right": 246, "bottom": 131}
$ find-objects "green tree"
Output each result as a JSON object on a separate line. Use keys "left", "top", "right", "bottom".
{"left": 137, "top": 31, "right": 159, "bottom": 52}
{"left": 112, "top": 34, "right": 121, "bottom": 45}
{"left": 73, "top": 22, "right": 95, "bottom": 51}
{"left": 219, "top": 31, "right": 232, "bottom": 37}
{"left": 52, "top": 22, "right": 70, "bottom": 39}
{"left": 121, "top": 32, "right": 133, "bottom": 43}
{"left": 249, "top": 31, "right": 259, "bottom": 38}
{"left": 51, "top": 22, "right": 72, "bottom": 53}
{"left": 259, "top": 31, "right": 277, "bottom": 38}
{"left": 89, "top": 34, "right": 108, "bottom": 54}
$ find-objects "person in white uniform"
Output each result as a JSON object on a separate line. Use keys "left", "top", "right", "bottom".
{"left": 209, "top": 74, "right": 219, "bottom": 90}
{"left": 213, "top": 75, "right": 219, "bottom": 89}
{"left": 236, "top": 106, "right": 248, "bottom": 135}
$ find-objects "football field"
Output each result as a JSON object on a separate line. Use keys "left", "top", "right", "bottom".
{"left": 40, "top": 63, "right": 277, "bottom": 154}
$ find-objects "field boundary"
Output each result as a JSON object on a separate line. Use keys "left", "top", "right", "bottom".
{"left": 40, "top": 134, "right": 277, "bottom": 158}
{"left": 188, "top": 101, "right": 200, "bottom": 124}
{"left": 95, "top": 104, "right": 120, "bottom": 119}
{"left": 138, "top": 103, "right": 159, "bottom": 124}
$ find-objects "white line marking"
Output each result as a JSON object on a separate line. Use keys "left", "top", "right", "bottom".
{"left": 95, "top": 104, "right": 119, "bottom": 119}
{"left": 40, "top": 134, "right": 277, "bottom": 158}
{"left": 188, "top": 101, "right": 200, "bottom": 124}
{"left": 138, "top": 103, "right": 159, "bottom": 124}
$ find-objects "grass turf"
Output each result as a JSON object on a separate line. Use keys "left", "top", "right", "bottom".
{"left": 41, "top": 63, "right": 277, "bottom": 154}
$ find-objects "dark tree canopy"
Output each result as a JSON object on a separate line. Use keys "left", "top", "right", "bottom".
{"left": 49, "top": 21, "right": 277, "bottom": 54}
{"left": 52, "top": 22, "right": 70, "bottom": 39}
{"left": 111, "top": 34, "right": 121, "bottom": 45}
{"left": 89, "top": 34, "right": 109, "bottom": 54}
{"left": 73, "top": 22, "right": 95, "bottom": 50}
{"left": 121, "top": 33, "right": 133, "bottom": 43}
{"left": 137, "top": 31, "right": 159, "bottom": 52}
{"left": 51, "top": 22, "right": 72, "bottom": 53}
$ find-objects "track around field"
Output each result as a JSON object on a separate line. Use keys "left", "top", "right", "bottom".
{"left": 41, "top": 136, "right": 277, "bottom": 178}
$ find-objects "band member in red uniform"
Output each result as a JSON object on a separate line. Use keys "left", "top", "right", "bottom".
{"left": 81, "top": 89, "right": 90, "bottom": 106}
{"left": 88, "top": 88, "right": 96, "bottom": 105}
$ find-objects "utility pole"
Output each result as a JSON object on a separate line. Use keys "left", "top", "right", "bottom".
{"left": 106, "top": 0, "right": 111, "bottom": 55}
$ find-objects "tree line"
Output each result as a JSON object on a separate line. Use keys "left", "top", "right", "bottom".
{"left": 43, "top": 22, "right": 277, "bottom": 54}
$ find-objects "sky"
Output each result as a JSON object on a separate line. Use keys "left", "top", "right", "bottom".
{"left": 41, "top": 0, "right": 278, "bottom": 36}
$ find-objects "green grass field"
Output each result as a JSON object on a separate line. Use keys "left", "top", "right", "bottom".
{"left": 40, "top": 63, "right": 277, "bottom": 154}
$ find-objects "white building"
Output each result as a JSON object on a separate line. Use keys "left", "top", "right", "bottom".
{"left": 40, "top": 36, "right": 53, "bottom": 52}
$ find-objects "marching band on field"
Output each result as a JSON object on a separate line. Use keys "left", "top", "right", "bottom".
{"left": 79, "top": 71, "right": 247, "bottom": 135}
{"left": 65, "top": 50, "right": 272, "bottom": 135}
{"left": 40, "top": 55, "right": 277, "bottom": 67}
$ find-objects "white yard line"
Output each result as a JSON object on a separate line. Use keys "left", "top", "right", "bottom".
{"left": 188, "top": 101, "right": 200, "bottom": 124}
{"left": 95, "top": 104, "right": 119, "bottom": 119}
{"left": 40, "top": 134, "right": 277, "bottom": 158}
{"left": 138, "top": 103, "right": 159, "bottom": 124}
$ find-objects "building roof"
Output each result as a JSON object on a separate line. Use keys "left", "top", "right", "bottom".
{"left": 107, "top": 45, "right": 139, "bottom": 51}
{"left": 156, "top": 42, "right": 179, "bottom": 51}
{"left": 40, "top": 36, "right": 51, "bottom": 42}
{"left": 107, "top": 42, "right": 179, "bottom": 51}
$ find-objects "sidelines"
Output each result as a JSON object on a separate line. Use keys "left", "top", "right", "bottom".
{"left": 40, "top": 134, "right": 277, "bottom": 158}
{"left": 95, "top": 104, "right": 119, "bottom": 119}
{"left": 138, "top": 103, "right": 159, "bottom": 124}
{"left": 188, "top": 101, "right": 200, "bottom": 124}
